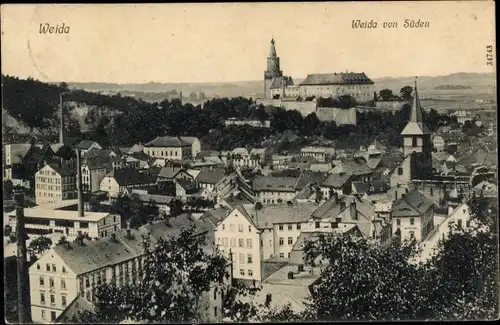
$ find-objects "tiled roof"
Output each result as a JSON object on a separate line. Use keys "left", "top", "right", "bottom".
{"left": 158, "top": 166, "right": 184, "bottom": 179}
{"left": 240, "top": 203, "right": 319, "bottom": 229}
{"left": 76, "top": 140, "right": 99, "bottom": 150}
{"left": 175, "top": 178, "right": 197, "bottom": 191}
{"left": 47, "top": 164, "right": 75, "bottom": 177}
{"left": 145, "top": 136, "right": 191, "bottom": 148}
{"left": 52, "top": 229, "right": 144, "bottom": 275}
{"left": 197, "top": 167, "right": 226, "bottom": 184}
{"left": 127, "top": 144, "right": 144, "bottom": 153}
{"left": 322, "top": 173, "right": 352, "bottom": 188}
{"left": 252, "top": 176, "right": 298, "bottom": 192}
{"left": 308, "top": 163, "right": 332, "bottom": 173}
{"left": 106, "top": 167, "right": 153, "bottom": 186}
{"left": 352, "top": 181, "right": 370, "bottom": 194}
{"left": 392, "top": 190, "right": 434, "bottom": 218}
{"left": 331, "top": 160, "right": 373, "bottom": 176}
{"left": 296, "top": 171, "right": 327, "bottom": 190}
{"left": 299, "top": 72, "right": 374, "bottom": 86}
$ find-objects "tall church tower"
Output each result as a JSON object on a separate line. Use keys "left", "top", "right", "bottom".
{"left": 264, "top": 39, "right": 283, "bottom": 99}
{"left": 400, "top": 78, "right": 433, "bottom": 182}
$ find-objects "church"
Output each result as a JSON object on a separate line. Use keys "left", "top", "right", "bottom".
{"left": 263, "top": 39, "right": 375, "bottom": 104}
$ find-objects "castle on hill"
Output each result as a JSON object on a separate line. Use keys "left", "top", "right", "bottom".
{"left": 263, "top": 38, "right": 375, "bottom": 104}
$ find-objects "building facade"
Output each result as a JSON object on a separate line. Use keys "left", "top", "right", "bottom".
{"left": 35, "top": 164, "right": 77, "bottom": 206}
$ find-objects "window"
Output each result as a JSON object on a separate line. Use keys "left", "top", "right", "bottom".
{"left": 288, "top": 224, "right": 293, "bottom": 230}
{"left": 222, "top": 238, "right": 228, "bottom": 247}
{"left": 297, "top": 224, "right": 301, "bottom": 230}
{"left": 246, "top": 239, "right": 252, "bottom": 248}
{"left": 85, "top": 277, "right": 90, "bottom": 288}
{"left": 214, "top": 306, "right": 218, "bottom": 317}
{"left": 466, "top": 220, "right": 471, "bottom": 227}
{"left": 238, "top": 224, "right": 244, "bottom": 232}
{"left": 240, "top": 269, "right": 245, "bottom": 276}
{"left": 222, "top": 224, "right": 225, "bottom": 230}
{"left": 247, "top": 254, "right": 253, "bottom": 263}
{"left": 230, "top": 238, "right": 236, "bottom": 247}
{"left": 230, "top": 224, "right": 235, "bottom": 232}
{"left": 37, "top": 263, "right": 40, "bottom": 270}
{"left": 46, "top": 264, "right": 51, "bottom": 272}
{"left": 239, "top": 253, "right": 245, "bottom": 263}
{"left": 52, "top": 264, "right": 56, "bottom": 272}
{"left": 412, "top": 137, "right": 418, "bottom": 147}
{"left": 396, "top": 219, "right": 401, "bottom": 226}
{"left": 49, "top": 278, "right": 54, "bottom": 288}
{"left": 288, "top": 237, "right": 293, "bottom": 245}
{"left": 51, "top": 311, "right": 57, "bottom": 322}
{"left": 248, "top": 225, "right": 252, "bottom": 232}
{"left": 62, "top": 296, "right": 67, "bottom": 307}
{"left": 40, "top": 292, "right": 46, "bottom": 304}
{"left": 410, "top": 218, "right": 415, "bottom": 225}
{"left": 50, "top": 294, "right": 55, "bottom": 305}
{"left": 457, "top": 219, "right": 463, "bottom": 228}
{"left": 278, "top": 224, "right": 284, "bottom": 231}
{"left": 248, "top": 269, "right": 253, "bottom": 276}
{"left": 61, "top": 279, "right": 66, "bottom": 290}
{"left": 279, "top": 253, "right": 285, "bottom": 258}
{"left": 398, "top": 167, "right": 403, "bottom": 175}
{"left": 288, "top": 252, "right": 291, "bottom": 258}
{"left": 315, "top": 222, "right": 320, "bottom": 229}
{"left": 41, "top": 310, "right": 46, "bottom": 320}
{"left": 409, "top": 231, "right": 415, "bottom": 239}
{"left": 40, "top": 277, "right": 45, "bottom": 286}
{"left": 213, "top": 289, "right": 217, "bottom": 300}
{"left": 86, "top": 291, "right": 91, "bottom": 301}
{"left": 279, "top": 237, "right": 284, "bottom": 246}
{"left": 238, "top": 238, "right": 244, "bottom": 247}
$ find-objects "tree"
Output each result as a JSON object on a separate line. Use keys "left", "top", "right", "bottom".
{"left": 28, "top": 236, "right": 53, "bottom": 262}
{"left": 3, "top": 180, "right": 14, "bottom": 200}
{"left": 302, "top": 234, "right": 431, "bottom": 320}
{"left": 400, "top": 86, "right": 413, "bottom": 101}
{"left": 337, "top": 95, "right": 357, "bottom": 109}
{"left": 56, "top": 235, "right": 69, "bottom": 246}
{"left": 427, "top": 205, "right": 498, "bottom": 320}
{"left": 379, "top": 89, "right": 394, "bottom": 101}
{"left": 168, "top": 198, "right": 184, "bottom": 218}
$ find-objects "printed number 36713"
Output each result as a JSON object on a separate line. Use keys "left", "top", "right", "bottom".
{"left": 486, "top": 45, "right": 494, "bottom": 66}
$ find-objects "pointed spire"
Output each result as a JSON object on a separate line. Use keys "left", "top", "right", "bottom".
{"left": 411, "top": 77, "right": 423, "bottom": 123}
{"left": 269, "top": 38, "right": 277, "bottom": 57}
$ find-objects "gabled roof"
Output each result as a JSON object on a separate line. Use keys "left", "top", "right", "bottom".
{"left": 144, "top": 136, "right": 191, "bottom": 148}
{"left": 105, "top": 167, "right": 153, "bottom": 186}
{"left": 76, "top": 140, "right": 99, "bottom": 150}
{"left": 392, "top": 189, "right": 434, "bottom": 218}
{"left": 238, "top": 203, "right": 318, "bottom": 229}
{"left": 158, "top": 166, "right": 184, "bottom": 179}
{"left": 252, "top": 176, "right": 298, "bottom": 192}
{"left": 331, "top": 160, "right": 373, "bottom": 176}
{"left": 45, "top": 164, "right": 75, "bottom": 177}
{"left": 322, "top": 173, "right": 352, "bottom": 188}
{"left": 295, "top": 171, "right": 327, "bottom": 190}
{"left": 197, "top": 167, "right": 226, "bottom": 184}
{"left": 175, "top": 178, "right": 198, "bottom": 191}
{"left": 299, "top": 72, "right": 374, "bottom": 86}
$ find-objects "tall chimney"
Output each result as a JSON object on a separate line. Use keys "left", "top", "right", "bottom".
{"left": 76, "top": 149, "right": 84, "bottom": 217}
{"left": 179, "top": 92, "right": 183, "bottom": 106}
{"left": 14, "top": 190, "right": 32, "bottom": 323}
{"left": 59, "top": 93, "right": 64, "bottom": 145}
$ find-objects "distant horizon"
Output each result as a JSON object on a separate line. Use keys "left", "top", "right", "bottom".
{"left": 3, "top": 71, "right": 495, "bottom": 86}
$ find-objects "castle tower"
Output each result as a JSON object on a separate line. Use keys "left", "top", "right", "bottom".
{"left": 264, "top": 38, "right": 283, "bottom": 99}
{"left": 400, "top": 78, "right": 433, "bottom": 183}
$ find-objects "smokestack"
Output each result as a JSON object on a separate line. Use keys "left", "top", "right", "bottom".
{"left": 59, "top": 93, "right": 64, "bottom": 145}
{"left": 14, "top": 190, "right": 32, "bottom": 323}
{"left": 76, "top": 149, "right": 84, "bottom": 217}
{"left": 179, "top": 92, "right": 183, "bottom": 106}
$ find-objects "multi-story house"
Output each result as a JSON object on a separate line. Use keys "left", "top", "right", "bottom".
{"left": 143, "top": 136, "right": 200, "bottom": 161}
{"left": 300, "top": 146, "right": 335, "bottom": 163}
{"left": 432, "top": 136, "right": 446, "bottom": 152}
{"left": 35, "top": 164, "right": 77, "bottom": 206}
{"left": 252, "top": 176, "right": 299, "bottom": 204}
{"left": 329, "top": 160, "right": 373, "bottom": 182}
{"left": 81, "top": 159, "right": 109, "bottom": 193}
{"left": 99, "top": 167, "right": 155, "bottom": 199}
{"left": 30, "top": 213, "right": 231, "bottom": 324}
{"left": 391, "top": 189, "right": 435, "bottom": 243}
{"left": 222, "top": 148, "right": 261, "bottom": 169}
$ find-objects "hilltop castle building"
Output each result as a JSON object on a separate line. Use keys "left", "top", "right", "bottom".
{"left": 263, "top": 39, "right": 375, "bottom": 104}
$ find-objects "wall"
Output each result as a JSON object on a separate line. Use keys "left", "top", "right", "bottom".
{"left": 316, "top": 106, "right": 357, "bottom": 125}
{"left": 273, "top": 223, "right": 302, "bottom": 259}
{"left": 375, "top": 100, "right": 409, "bottom": 111}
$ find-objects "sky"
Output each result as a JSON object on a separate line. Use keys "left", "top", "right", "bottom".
{"left": 1, "top": 2, "right": 496, "bottom": 84}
